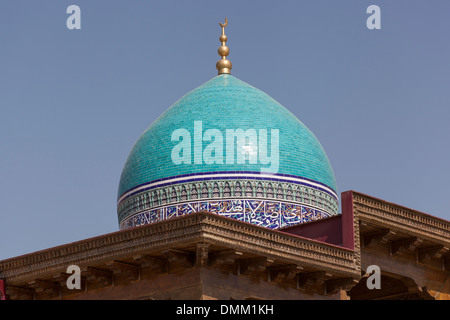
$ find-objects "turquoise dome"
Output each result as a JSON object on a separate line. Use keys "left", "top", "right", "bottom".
{"left": 117, "top": 74, "right": 338, "bottom": 229}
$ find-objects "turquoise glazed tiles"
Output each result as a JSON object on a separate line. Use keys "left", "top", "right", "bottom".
{"left": 117, "top": 74, "right": 338, "bottom": 229}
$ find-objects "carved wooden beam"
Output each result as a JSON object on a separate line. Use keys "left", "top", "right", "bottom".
{"left": 390, "top": 237, "right": 423, "bottom": 255}
{"left": 239, "top": 257, "right": 273, "bottom": 275}
{"left": 325, "top": 278, "right": 358, "bottom": 295}
{"left": 196, "top": 244, "right": 210, "bottom": 267}
{"left": 362, "top": 229, "right": 393, "bottom": 247}
{"left": 268, "top": 265, "right": 303, "bottom": 283}
{"left": 418, "top": 245, "right": 446, "bottom": 263}
{"left": 208, "top": 250, "right": 242, "bottom": 267}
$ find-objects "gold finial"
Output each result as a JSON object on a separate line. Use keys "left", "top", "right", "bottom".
{"left": 216, "top": 17, "right": 232, "bottom": 75}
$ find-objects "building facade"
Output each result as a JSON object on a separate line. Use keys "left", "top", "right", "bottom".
{"left": 0, "top": 20, "right": 449, "bottom": 300}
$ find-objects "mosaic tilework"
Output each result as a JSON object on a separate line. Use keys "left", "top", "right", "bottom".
{"left": 117, "top": 74, "right": 341, "bottom": 230}
{"left": 117, "top": 174, "right": 339, "bottom": 226}
{"left": 118, "top": 74, "right": 337, "bottom": 198}
{"left": 119, "top": 199, "right": 333, "bottom": 230}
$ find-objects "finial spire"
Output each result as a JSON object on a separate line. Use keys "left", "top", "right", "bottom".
{"left": 216, "top": 18, "right": 232, "bottom": 75}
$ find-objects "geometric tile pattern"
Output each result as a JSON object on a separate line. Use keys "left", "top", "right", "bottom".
{"left": 118, "top": 172, "right": 339, "bottom": 230}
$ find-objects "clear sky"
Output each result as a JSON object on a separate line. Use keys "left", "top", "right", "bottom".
{"left": 1, "top": 0, "right": 449, "bottom": 260}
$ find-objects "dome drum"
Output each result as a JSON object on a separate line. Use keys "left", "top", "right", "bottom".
{"left": 118, "top": 172, "right": 338, "bottom": 230}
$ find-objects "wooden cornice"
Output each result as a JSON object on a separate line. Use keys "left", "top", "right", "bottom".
{"left": 0, "top": 212, "right": 360, "bottom": 286}
{"left": 352, "top": 191, "right": 450, "bottom": 247}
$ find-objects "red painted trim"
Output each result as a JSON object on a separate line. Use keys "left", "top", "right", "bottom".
{"left": 341, "top": 191, "right": 355, "bottom": 250}
{"left": 0, "top": 279, "right": 5, "bottom": 300}
{"left": 281, "top": 215, "right": 343, "bottom": 246}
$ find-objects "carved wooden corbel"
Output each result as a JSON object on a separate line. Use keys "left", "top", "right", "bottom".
{"left": 268, "top": 265, "right": 303, "bottom": 283}
{"left": 239, "top": 257, "right": 273, "bottom": 275}
{"left": 52, "top": 272, "right": 86, "bottom": 291}
{"left": 362, "top": 229, "right": 393, "bottom": 247}
{"left": 297, "top": 271, "right": 332, "bottom": 289}
{"left": 390, "top": 237, "right": 423, "bottom": 255}
{"left": 325, "top": 278, "right": 358, "bottom": 295}
{"left": 83, "top": 266, "right": 113, "bottom": 287}
{"left": 6, "top": 285, "right": 34, "bottom": 300}
{"left": 133, "top": 255, "right": 168, "bottom": 274}
{"left": 29, "top": 279, "right": 60, "bottom": 296}
{"left": 196, "top": 244, "right": 210, "bottom": 267}
{"left": 162, "top": 250, "right": 194, "bottom": 269}
{"left": 208, "top": 250, "right": 242, "bottom": 267}
{"left": 106, "top": 261, "right": 140, "bottom": 281}
{"left": 418, "top": 245, "right": 446, "bottom": 263}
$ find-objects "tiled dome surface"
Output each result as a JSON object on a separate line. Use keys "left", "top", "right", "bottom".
{"left": 118, "top": 74, "right": 337, "bottom": 199}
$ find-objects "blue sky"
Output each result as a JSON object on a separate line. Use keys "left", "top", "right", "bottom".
{"left": 1, "top": 0, "right": 449, "bottom": 260}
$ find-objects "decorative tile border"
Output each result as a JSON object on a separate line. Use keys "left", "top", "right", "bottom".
{"left": 117, "top": 174, "right": 339, "bottom": 226}
{"left": 117, "top": 183, "right": 338, "bottom": 225}
{"left": 118, "top": 171, "right": 338, "bottom": 203}
{"left": 119, "top": 198, "right": 335, "bottom": 230}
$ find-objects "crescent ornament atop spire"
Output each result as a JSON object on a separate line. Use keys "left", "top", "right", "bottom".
{"left": 216, "top": 17, "right": 232, "bottom": 75}
{"left": 219, "top": 17, "right": 228, "bottom": 28}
